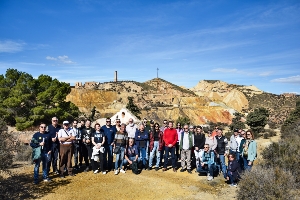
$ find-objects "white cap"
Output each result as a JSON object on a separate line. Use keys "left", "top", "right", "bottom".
{"left": 63, "top": 121, "right": 69, "bottom": 125}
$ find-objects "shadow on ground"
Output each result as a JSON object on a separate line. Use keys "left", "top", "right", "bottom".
{"left": 0, "top": 173, "right": 71, "bottom": 200}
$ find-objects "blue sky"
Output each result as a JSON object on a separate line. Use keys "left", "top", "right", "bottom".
{"left": 0, "top": 0, "right": 299, "bottom": 94}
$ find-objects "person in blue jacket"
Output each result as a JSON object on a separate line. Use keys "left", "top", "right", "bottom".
{"left": 135, "top": 124, "right": 149, "bottom": 170}
{"left": 30, "top": 122, "right": 52, "bottom": 184}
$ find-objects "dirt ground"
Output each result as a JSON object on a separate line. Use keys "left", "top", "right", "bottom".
{"left": 1, "top": 132, "right": 280, "bottom": 200}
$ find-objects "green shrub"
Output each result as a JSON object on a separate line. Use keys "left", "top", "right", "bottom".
{"left": 237, "top": 167, "right": 297, "bottom": 200}
{"left": 262, "top": 135, "right": 300, "bottom": 184}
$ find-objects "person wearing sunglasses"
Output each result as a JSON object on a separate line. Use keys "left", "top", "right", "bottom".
{"left": 101, "top": 118, "right": 117, "bottom": 172}
{"left": 241, "top": 130, "right": 257, "bottom": 171}
{"left": 30, "top": 122, "right": 53, "bottom": 184}
{"left": 148, "top": 123, "right": 164, "bottom": 171}
{"left": 197, "top": 144, "right": 216, "bottom": 181}
{"left": 46, "top": 116, "right": 61, "bottom": 175}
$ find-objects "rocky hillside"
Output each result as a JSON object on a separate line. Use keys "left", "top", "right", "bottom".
{"left": 66, "top": 79, "right": 299, "bottom": 125}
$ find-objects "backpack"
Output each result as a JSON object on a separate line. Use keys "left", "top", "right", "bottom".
{"left": 131, "top": 161, "right": 139, "bottom": 175}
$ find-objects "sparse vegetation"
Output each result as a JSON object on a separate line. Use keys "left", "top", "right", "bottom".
{"left": 246, "top": 107, "right": 269, "bottom": 137}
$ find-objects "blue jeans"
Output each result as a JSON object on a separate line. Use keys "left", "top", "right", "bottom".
{"left": 48, "top": 144, "right": 59, "bottom": 172}
{"left": 138, "top": 147, "right": 147, "bottom": 168}
{"left": 218, "top": 154, "right": 227, "bottom": 178}
{"left": 34, "top": 152, "right": 50, "bottom": 182}
{"left": 197, "top": 163, "right": 215, "bottom": 176}
{"left": 146, "top": 141, "right": 149, "bottom": 160}
{"left": 104, "top": 145, "right": 113, "bottom": 170}
{"left": 163, "top": 146, "right": 176, "bottom": 169}
{"left": 243, "top": 157, "right": 253, "bottom": 171}
{"left": 115, "top": 147, "right": 125, "bottom": 170}
{"left": 227, "top": 171, "right": 235, "bottom": 184}
{"left": 149, "top": 141, "right": 160, "bottom": 167}
{"left": 123, "top": 156, "right": 136, "bottom": 166}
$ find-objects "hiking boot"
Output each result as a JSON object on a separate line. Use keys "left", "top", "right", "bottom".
{"left": 147, "top": 167, "right": 152, "bottom": 171}
{"left": 69, "top": 173, "right": 75, "bottom": 177}
{"left": 34, "top": 180, "right": 38, "bottom": 185}
{"left": 180, "top": 168, "right": 185, "bottom": 172}
{"left": 187, "top": 169, "right": 192, "bottom": 174}
{"left": 60, "top": 175, "right": 65, "bottom": 178}
{"left": 120, "top": 169, "right": 126, "bottom": 173}
{"left": 84, "top": 167, "right": 89, "bottom": 172}
{"left": 155, "top": 167, "right": 159, "bottom": 171}
{"left": 173, "top": 168, "right": 177, "bottom": 172}
{"left": 162, "top": 168, "right": 167, "bottom": 172}
{"left": 114, "top": 170, "right": 119, "bottom": 175}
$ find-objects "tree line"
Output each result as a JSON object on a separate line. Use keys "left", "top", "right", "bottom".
{"left": 0, "top": 68, "right": 79, "bottom": 130}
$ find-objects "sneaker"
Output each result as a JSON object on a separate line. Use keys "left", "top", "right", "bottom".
{"left": 180, "top": 168, "right": 185, "bottom": 172}
{"left": 173, "top": 168, "right": 177, "bottom": 172}
{"left": 187, "top": 169, "right": 192, "bottom": 174}
{"left": 230, "top": 183, "right": 237, "bottom": 187}
{"left": 84, "top": 167, "right": 89, "bottom": 172}
{"left": 147, "top": 167, "right": 151, "bottom": 171}
{"left": 162, "top": 168, "right": 167, "bottom": 172}
{"left": 60, "top": 175, "right": 65, "bottom": 178}
{"left": 69, "top": 173, "right": 75, "bottom": 177}
{"left": 94, "top": 170, "right": 99, "bottom": 174}
{"left": 207, "top": 176, "right": 213, "bottom": 181}
{"left": 54, "top": 171, "right": 60, "bottom": 175}
{"left": 155, "top": 167, "right": 159, "bottom": 171}
{"left": 114, "top": 170, "right": 119, "bottom": 175}
{"left": 34, "top": 180, "right": 38, "bottom": 184}
{"left": 43, "top": 178, "right": 52, "bottom": 182}
{"left": 120, "top": 169, "right": 126, "bottom": 173}
{"left": 102, "top": 171, "right": 107, "bottom": 175}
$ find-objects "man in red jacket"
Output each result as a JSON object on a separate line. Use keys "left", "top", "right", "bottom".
{"left": 162, "top": 121, "right": 178, "bottom": 172}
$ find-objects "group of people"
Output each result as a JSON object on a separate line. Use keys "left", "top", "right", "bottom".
{"left": 30, "top": 117, "right": 257, "bottom": 187}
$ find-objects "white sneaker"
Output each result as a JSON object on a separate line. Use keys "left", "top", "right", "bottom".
{"left": 120, "top": 169, "right": 126, "bottom": 173}
{"left": 114, "top": 170, "right": 119, "bottom": 175}
{"left": 207, "top": 176, "right": 213, "bottom": 181}
{"left": 94, "top": 170, "right": 99, "bottom": 174}
{"left": 102, "top": 171, "right": 107, "bottom": 174}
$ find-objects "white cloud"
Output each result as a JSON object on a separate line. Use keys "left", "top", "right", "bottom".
{"left": 46, "top": 55, "right": 75, "bottom": 64}
{"left": 0, "top": 40, "right": 25, "bottom": 53}
{"left": 272, "top": 75, "right": 300, "bottom": 84}
{"left": 19, "top": 62, "right": 45, "bottom": 66}
{"left": 211, "top": 68, "right": 238, "bottom": 73}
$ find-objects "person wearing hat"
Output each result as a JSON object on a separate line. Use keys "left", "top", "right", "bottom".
{"left": 229, "top": 129, "right": 243, "bottom": 162}
{"left": 57, "top": 120, "right": 76, "bottom": 178}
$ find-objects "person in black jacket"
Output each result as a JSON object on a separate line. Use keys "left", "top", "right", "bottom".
{"left": 81, "top": 119, "right": 95, "bottom": 172}
{"left": 215, "top": 129, "right": 228, "bottom": 179}
{"left": 194, "top": 126, "right": 206, "bottom": 167}
{"left": 226, "top": 153, "right": 241, "bottom": 187}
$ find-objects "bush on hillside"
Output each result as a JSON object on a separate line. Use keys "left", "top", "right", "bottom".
{"left": 262, "top": 135, "right": 300, "bottom": 184}
{"left": 237, "top": 167, "right": 296, "bottom": 200}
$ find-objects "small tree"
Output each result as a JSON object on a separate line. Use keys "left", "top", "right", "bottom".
{"left": 126, "top": 96, "right": 141, "bottom": 119}
{"left": 176, "top": 116, "right": 190, "bottom": 125}
{"left": 246, "top": 107, "right": 269, "bottom": 136}
{"left": 230, "top": 112, "right": 245, "bottom": 131}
